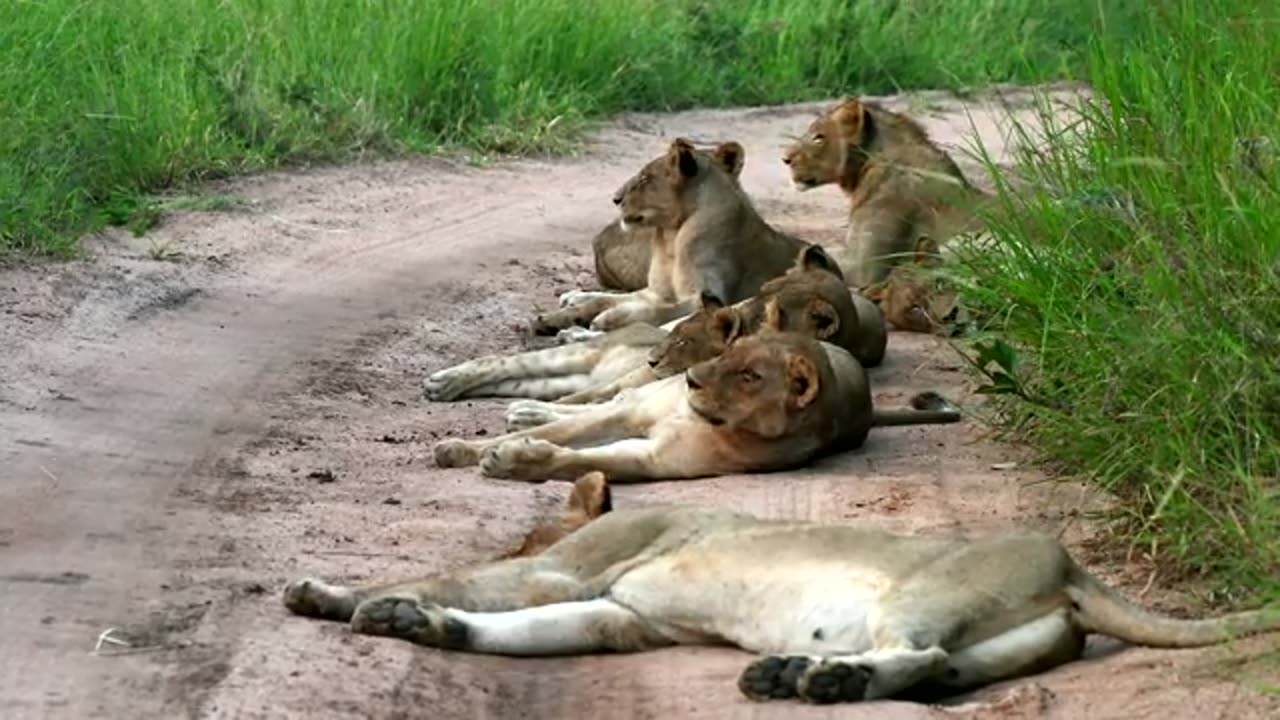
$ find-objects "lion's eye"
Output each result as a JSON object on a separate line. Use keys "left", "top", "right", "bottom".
{"left": 739, "top": 369, "right": 759, "bottom": 383}
{"left": 812, "top": 133, "right": 825, "bottom": 145}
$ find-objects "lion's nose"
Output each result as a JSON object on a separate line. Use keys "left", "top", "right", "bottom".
{"left": 685, "top": 373, "right": 702, "bottom": 391}
{"left": 648, "top": 358, "right": 659, "bottom": 369}
{"left": 781, "top": 155, "right": 792, "bottom": 166}
{"left": 612, "top": 192, "right": 623, "bottom": 206}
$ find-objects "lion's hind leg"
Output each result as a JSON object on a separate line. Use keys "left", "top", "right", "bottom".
{"left": 346, "top": 595, "right": 664, "bottom": 656}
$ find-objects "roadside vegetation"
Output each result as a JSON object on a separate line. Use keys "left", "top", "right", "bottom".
{"left": 1, "top": 0, "right": 1132, "bottom": 256}
{"left": 958, "top": 0, "right": 1279, "bottom": 606}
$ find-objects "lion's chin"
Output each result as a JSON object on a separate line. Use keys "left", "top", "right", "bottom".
{"left": 790, "top": 179, "right": 818, "bottom": 192}
{"left": 687, "top": 400, "right": 726, "bottom": 427}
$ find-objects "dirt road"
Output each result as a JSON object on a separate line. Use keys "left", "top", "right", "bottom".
{"left": 1, "top": 85, "right": 1275, "bottom": 719}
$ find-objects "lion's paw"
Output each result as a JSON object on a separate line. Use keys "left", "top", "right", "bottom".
{"left": 282, "top": 577, "right": 357, "bottom": 621}
{"left": 479, "top": 438, "right": 558, "bottom": 481}
{"left": 559, "top": 289, "right": 597, "bottom": 308}
{"left": 556, "top": 326, "right": 603, "bottom": 345}
{"left": 796, "top": 658, "right": 872, "bottom": 704}
{"left": 434, "top": 439, "right": 481, "bottom": 468}
{"left": 738, "top": 655, "right": 816, "bottom": 701}
{"left": 423, "top": 368, "right": 469, "bottom": 402}
{"left": 505, "top": 408, "right": 560, "bottom": 432}
{"left": 350, "top": 596, "right": 468, "bottom": 648}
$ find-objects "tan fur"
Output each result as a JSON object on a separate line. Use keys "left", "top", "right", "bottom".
{"left": 861, "top": 236, "right": 961, "bottom": 335}
{"left": 651, "top": 244, "right": 886, "bottom": 376}
{"left": 591, "top": 140, "right": 748, "bottom": 292}
{"left": 431, "top": 333, "right": 960, "bottom": 483}
{"left": 502, "top": 472, "right": 613, "bottom": 559}
{"left": 285, "top": 506, "right": 1280, "bottom": 704}
{"left": 423, "top": 323, "right": 669, "bottom": 402}
{"left": 783, "top": 98, "right": 992, "bottom": 286}
{"left": 534, "top": 138, "right": 808, "bottom": 335}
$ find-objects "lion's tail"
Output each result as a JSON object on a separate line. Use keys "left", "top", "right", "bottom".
{"left": 1067, "top": 563, "right": 1280, "bottom": 647}
{"left": 870, "top": 390, "right": 962, "bottom": 427}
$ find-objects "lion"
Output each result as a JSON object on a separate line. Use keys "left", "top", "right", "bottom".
{"left": 783, "top": 97, "right": 992, "bottom": 286}
{"left": 861, "top": 236, "right": 962, "bottom": 335}
{"left": 424, "top": 244, "right": 881, "bottom": 406}
{"left": 590, "top": 139, "right": 748, "bottom": 292}
{"left": 283, "top": 505, "right": 1280, "bottom": 705}
{"left": 502, "top": 471, "right": 612, "bottom": 559}
{"left": 533, "top": 137, "right": 809, "bottom": 335}
{"left": 432, "top": 332, "right": 961, "bottom": 483}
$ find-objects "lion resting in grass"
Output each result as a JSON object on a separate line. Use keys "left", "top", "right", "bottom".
{"left": 432, "top": 332, "right": 959, "bottom": 483}
{"left": 534, "top": 137, "right": 810, "bottom": 334}
{"left": 784, "top": 97, "right": 992, "bottom": 287}
{"left": 284, "top": 503, "right": 1280, "bottom": 704}
{"left": 862, "top": 236, "right": 964, "bottom": 335}
{"left": 423, "top": 244, "right": 884, "bottom": 406}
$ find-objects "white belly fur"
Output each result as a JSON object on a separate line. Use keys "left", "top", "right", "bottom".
{"left": 608, "top": 550, "right": 881, "bottom": 655}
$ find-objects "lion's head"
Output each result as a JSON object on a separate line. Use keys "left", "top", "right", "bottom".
{"left": 648, "top": 291, "right": 743, "bottom": 379}
{"left": 862, "top": 236, "right": 958, "bottom": 334}
{"left": 684, "top": 332, "right": 827, "bottom": 439}
{"left": 613, "top": 138, "right": 745, "bottom": 230}
{"left": 782, "top": 98, "right": 872, "bottom": 192}
{"left": 647, "top": 245, "right": 855, "bottom": 379}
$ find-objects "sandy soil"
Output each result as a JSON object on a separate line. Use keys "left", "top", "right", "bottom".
{"left": 1, "top": 84, "right": 1276, "bottom": 720}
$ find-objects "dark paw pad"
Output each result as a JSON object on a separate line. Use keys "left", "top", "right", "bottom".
{"left": 798, "top": 661, "right": 871, "bottom": 704}
{"left": 738, "top": 655, "right": 813, "bottom": 701}
{"left": 351, "top": 597, "right": 467, "bottom": 649}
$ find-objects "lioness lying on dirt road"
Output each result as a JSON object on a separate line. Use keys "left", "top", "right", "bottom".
{"left": 283, "top": 503, "right": 1280, "bottom": 705}
{"left": 423, "top": 244, "right": 885, "bottom": 404}
{"left": 534, "top": 137, "right": 812, "bottom": 334}
{"left": 432, "top": 332, "right": 959, "bottom": 483}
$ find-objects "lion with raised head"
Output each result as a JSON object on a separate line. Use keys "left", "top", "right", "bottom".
{"left": 534, "top": 137, "right": 810, "bottom": 334}
{"left": 284, "top": 504, "right": 1280, "bottom": 705}
{"left": 783, "top": 97, "right": 992, "bottom": 286}
{"left": 432, "top": 332, "right": 960, "bottom": 483}
{"left": 590, "top": 140, "right": 747, "bottom": 292}
{"left": 424, "top": 244, "right": 883, "bottom": 408}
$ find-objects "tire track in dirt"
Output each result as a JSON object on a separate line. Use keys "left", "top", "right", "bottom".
{"left": 1, "top": 86, "right": 1275, "bottom": 719}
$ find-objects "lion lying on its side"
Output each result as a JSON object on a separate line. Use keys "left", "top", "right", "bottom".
{"left": 432, "top": 332, "right": 959, "bottom": 483}
{"left": 284, "top": 502, "right": 1280, "bottom": 704}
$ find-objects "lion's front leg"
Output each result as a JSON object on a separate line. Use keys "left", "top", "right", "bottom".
{"left": 481, "top": 437, "right": 683, "bottom": 483}
{"left": 434, "top": 404, "right": 638, "bottom": 468}
{"left": 351, "top": 597, "right": 666, "bottom": 656}
{"left": 505, "top": 399, "right": 600, "bottom": 432}
{"left": 591, "top": 297, "right": 693, "bottom": 332}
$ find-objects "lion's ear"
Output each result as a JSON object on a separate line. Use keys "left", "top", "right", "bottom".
{"left": 668, "top": 138, "right": 699, "bottom": 178}
{"left": 786, "top": 353, "right": 821, "bottom": 409}
{"left": 860, "top": 283, "right": 888, "bottom": 303}
{"left": 567, "top": 471, "right": 612, "bottom": 518}
{"left": 808, "top": 299, "right": 840, "bottom": 340}
{"left": 913, "top": 235, "right": 942, "bottom": 266}
{"left": 698, "top": 290, "right": 725, "bottom": 312}
{"left": 712, "top": 141, "right": 746, "bottom": 177}
{"left": 832, "top": 98, "right": 867, "bottom": 139}
{"left": 712, "top": 307, "right": 742, "bottom": 344}
{"left": 798, "top": 244, "right": 843, "bottom": 277}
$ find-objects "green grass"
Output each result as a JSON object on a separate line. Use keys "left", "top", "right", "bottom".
{"left": 0, "top": 0, "right": 1137, "bottom": 257}
{"left": 956, "top": 0, "right": 1279, "bottom": 606}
